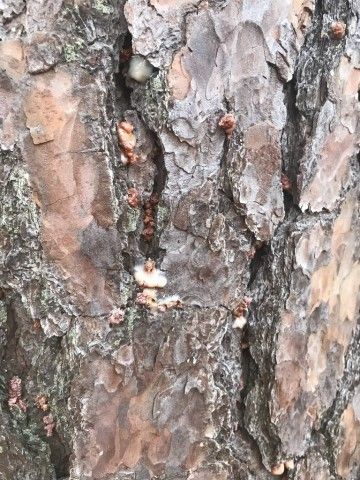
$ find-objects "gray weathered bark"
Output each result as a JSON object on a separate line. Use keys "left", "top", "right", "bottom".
{"left": 0, "top": 0, "right": 359, "bottom": 479}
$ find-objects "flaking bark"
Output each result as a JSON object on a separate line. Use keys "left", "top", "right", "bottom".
{"left": 0, "top": 0, "right": 359, "bottom": 479}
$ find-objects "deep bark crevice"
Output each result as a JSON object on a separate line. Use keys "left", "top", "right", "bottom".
{"left": 139, "top": 134, "right": 168, "bottom": 261}
{"left": 247, "top": 242, "right": 270, "bottom": 289}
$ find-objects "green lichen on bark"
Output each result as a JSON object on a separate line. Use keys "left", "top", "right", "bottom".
{"left": 131, "top": 71, "right": 170, "bottom": 131}
{"left": 93, "top": 0, "right": 113, "bottom": 14}
{"left": 63, "top": 40, "right": 85, "bottom": 62}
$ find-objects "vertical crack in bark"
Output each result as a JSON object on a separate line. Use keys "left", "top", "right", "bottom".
{"left": 281, "top": 77, "right": 305, "bottom": 209}
{"left": 111, "top": 24, "right": 169, "bottom": 265}
{"left": 142, "top": 135, "right": 168, "bottom": 261}
{"left": 243, "top": 1, "right": 359, "bottom": 471}
{"left": 247, "top": 243, "right": 271, "bottom": 289}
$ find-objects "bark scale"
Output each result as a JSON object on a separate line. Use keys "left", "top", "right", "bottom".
{"left": 0, "top": 0, "right": 359, "bottom": 479}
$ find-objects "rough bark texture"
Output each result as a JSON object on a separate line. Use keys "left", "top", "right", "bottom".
{"left": 0, "top": 0, "right": 359, "bottom": 479}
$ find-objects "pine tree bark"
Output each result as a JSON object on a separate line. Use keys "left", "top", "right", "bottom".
{"left": 0, "top": 1, "right": 359, "bottom": 479}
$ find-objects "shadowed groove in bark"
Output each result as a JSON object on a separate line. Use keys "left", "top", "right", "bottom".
{"left": 136, "top": 125, "right": 168, "bottom": 261}
{"left": 281, "top": 77, "right": 304, "bottom": 207}
{"left": 218, "top": 97, "right": 240, "bottom": 205}
{"left": 112, "top": 24, "right": 169, "bottom": 263}
{"left": 113, "top": 31, "right": 133, "bottom": 119}
{"left": 244, "top": 227, "right": 290, "bottom": 464}
{"left": 234, "top": 328, "right": 268, "bottom": 473}
{"left": 247, "top": 243, "right": 270, "bottom": 289}
{"left": 296, "top": 0, "right": 350, "bottom": 121}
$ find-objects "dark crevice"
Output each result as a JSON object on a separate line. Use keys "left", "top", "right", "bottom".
{"left": 247, "top": 242, "right": 270, "bottom": 288}
{"left": 112, "top": 31, "right": 133, "bottom": 119}
{"left": 211, "top": 328, "right": 253, "bottom": 472}
{"left": 283, "top": 190, "right": 299, "bottom": 215}
{"left": 150, "top": 140, "right": 168, "bottom": 197}
{"left": 139, "top": 133, "right": 168, "bottom": 262}
{"left": 120, "top": 31, "right": 132, "bottom": 56}
{"left": 235, "top": 376, "right": 268, "bottom": 477}
{"left": 319, "top": 73, "right": 329, "bottom": 106}
{"left": 218, "top": 139, "right": 232, "bottom": 201}
{"left": 2, "top": 302, "right": 24, "bottom": 377}
{"left": 111, "top": 28, "right": 138, "bottom": 275}
{"left": 239, "top": 338, "right": 259, "bottom": 404}
{"left": 51, "top": 436, "right": 71, "bottom": 479}
{"left": 111, "top": 24, "right": 169, "bottom": 265}
{"left": 218, "top": 96, "right": 238, "bottom": 202}
{"left": 242, "top": 216, "right": 300, "bottom": 464}
{"left": 37, "top": 337, "right": 72, "bottom": 479}
{"left": 121, "top": 250, "right": 133, "bottom": 275}
{"left": 107, "top": 28, "right": 135, "bottom": 163}
{"left": 281, "top": 77, "right": 304, "bottom": 208}
{"left": 112, "top": 68, "right": 132, "bottom": 114}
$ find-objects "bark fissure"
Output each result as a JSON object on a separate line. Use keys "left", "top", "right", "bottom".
{"left": 0, "top": 0, "right": 359, "bottom": 478}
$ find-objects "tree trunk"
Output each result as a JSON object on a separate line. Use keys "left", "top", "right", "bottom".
{"left": 0, "top": 0, "right": 359, "bottom": 479}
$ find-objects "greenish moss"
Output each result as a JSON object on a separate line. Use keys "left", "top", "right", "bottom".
{"left": 64, "top": 322, "right": 84, "bottom": 359}
{"left": 9, "top": 406, "right": 48, "bottom": 453}
{"left": 63, "top": 39, "right": 85, "bottom": 62}
{"left": 0, "top": 302, "right": 7, "bottom": 327}
{"left": 118, "top": 278, "right": 133, "bottom": 306}
{"left": 126, "top": 307, "right": 138, "bottom": 336}
{"left": 132, "top": 71, "right": 170, "bottom": 131}
{"left": 39, "top": 284, "right": 56, "bottom": 312}
{"left": 126, "top": 207, "right": 141, "bottom": 233}
{"left": 93, "top": 0, "right": 112, "bottom": 14}
{"left": 37, "top": 282, "right": 71, "bottom": 329}
{"left": 156, "top": 205, "right": 170, "bottom": 233}
{"left": 0, "top": 158, "right": 42, "bottom": 296}
{"left": 0, "top": 376, "right": 6, "bottom": 401}
{"left": 0, "top": 165, "right": 40, "bottom": 238}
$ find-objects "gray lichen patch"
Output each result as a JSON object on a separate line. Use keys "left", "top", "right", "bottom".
{"left": 0, "top": 162, "right": 40, "bottom": 239}
{"left": 125, "top": 206, "right": 141, "bottom": 233}
{"left": 63, "top": 39, "right": 85, "bottom": 62}
{"left": 131, "top": 71, "right": 170, "bottom": 131}
{"left": 0, "top": 301, "right": 7, "bottom": 327}
{"left": 93, "top": 0, "right": 113, "bottom": 15}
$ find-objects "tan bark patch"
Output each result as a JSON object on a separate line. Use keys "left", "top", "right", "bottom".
{"left": 238, "top": 122, "right": 283, "bottom": 240}
{"left": 272, "top": 194, "right": 359, "bottom": 454}
{"left": 168, "top": 49, "right": 191, "bottom": 100}
{"left": 305, "top": 197, "right": 359, "bottom": 390}
{"left": 290, "top": 0, "right": 315, "bottom": 37}
{"left": 342, "top": 63, "right": 360, "bottom": 96}
{"left": 274, "top": 361, "right": 304, "bottom": 410}
{"left": 23, "top": 70, "right": 116, "bottom": 314}
{"left": 0, "top": 40, "right": 26, "bottom": 80}
{"left": 300, "top": 55, "right": 360, "bottom": 212}
{"left": 336, "top": 400, "right": 360, "bottom": 478}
